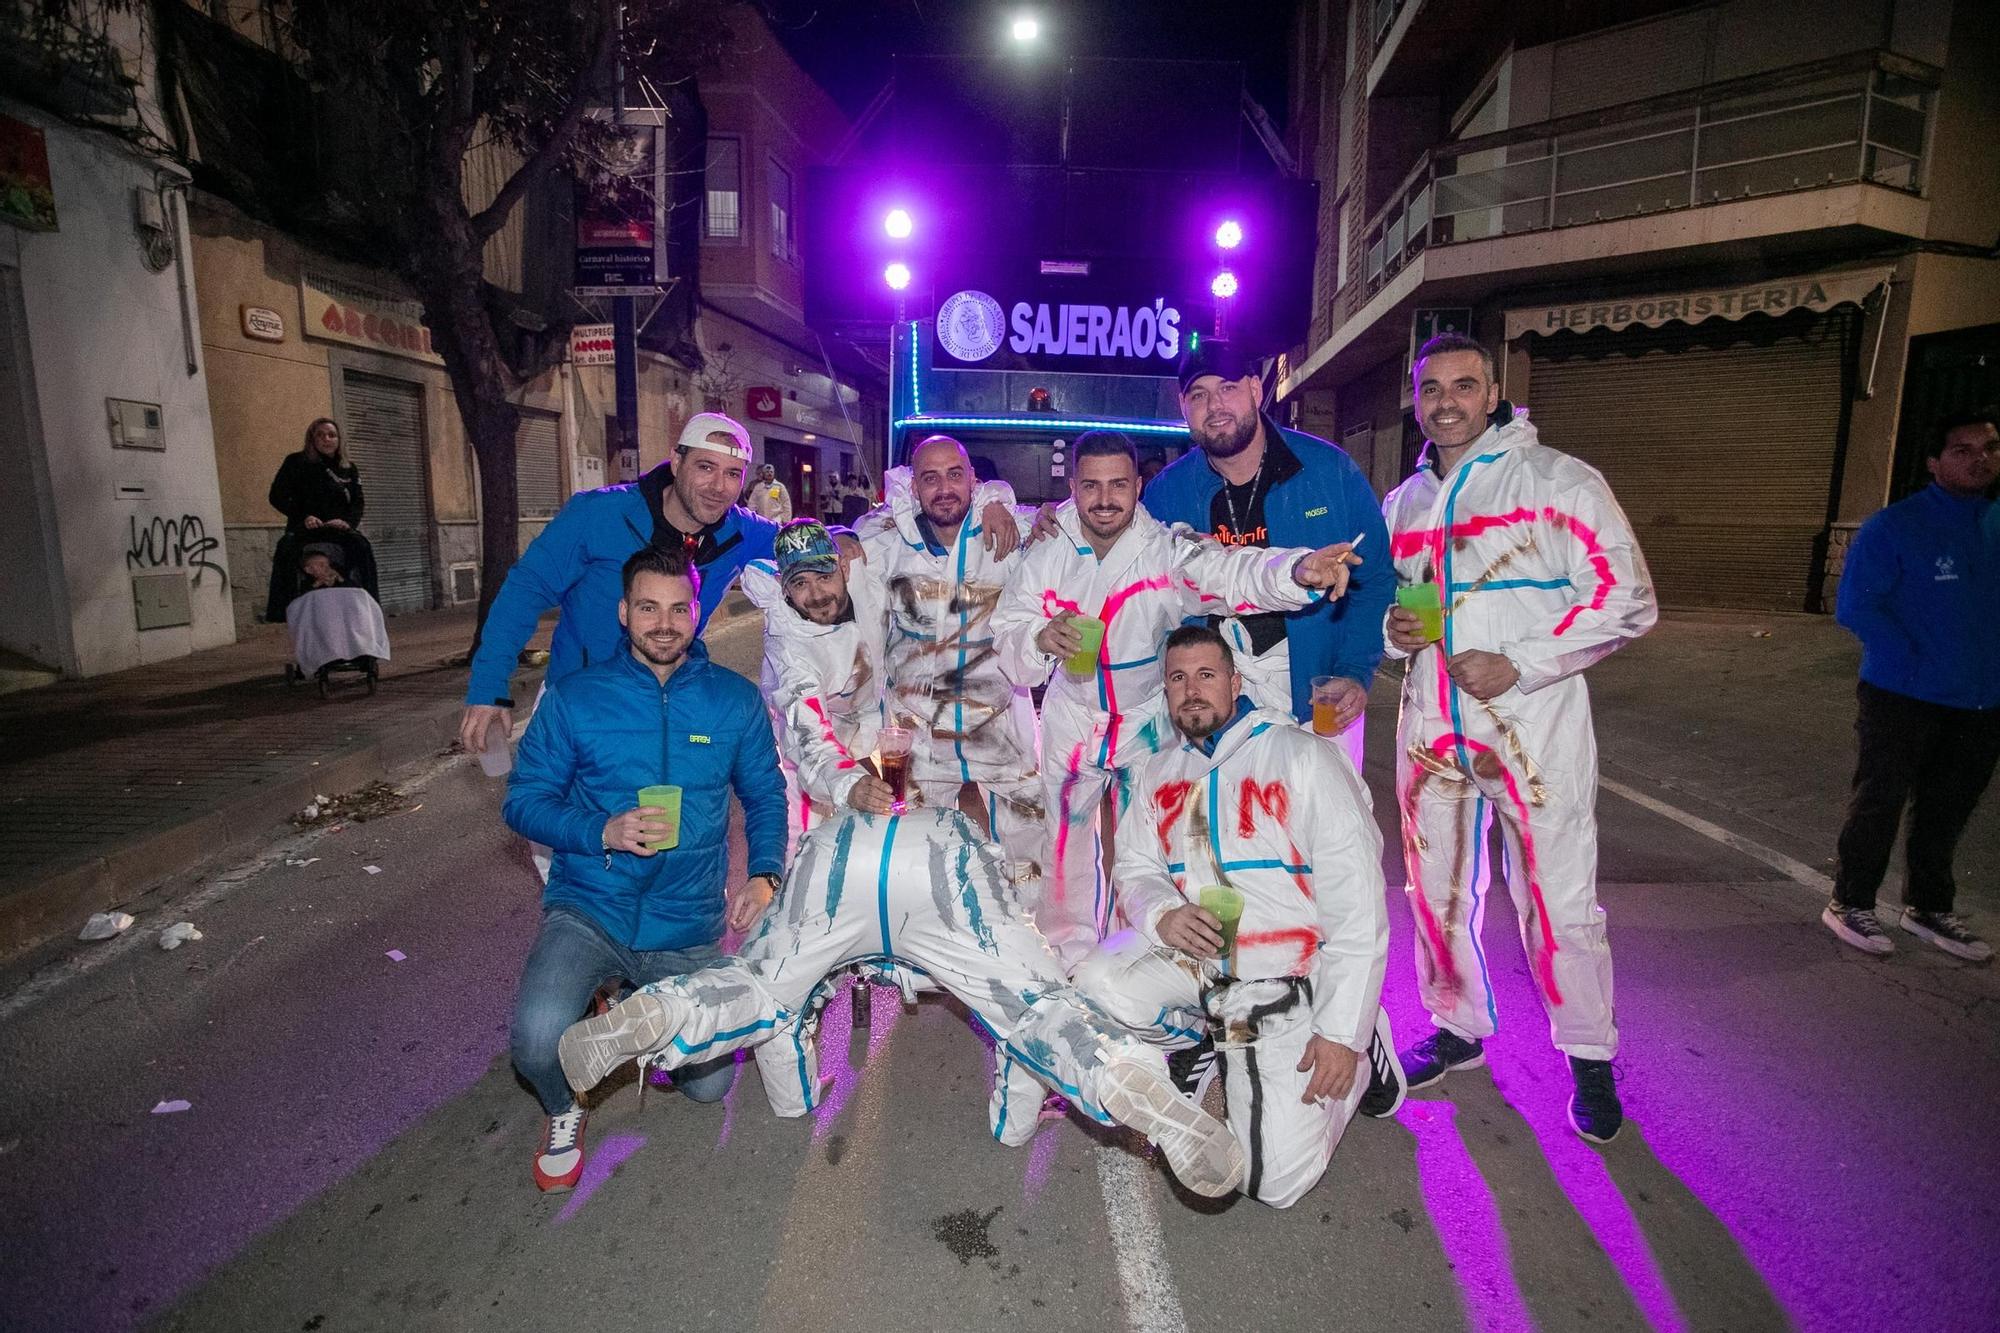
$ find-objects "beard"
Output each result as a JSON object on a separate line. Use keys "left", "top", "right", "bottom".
{"left": 922, "top": 492, "right": 969, "bottom": 528}
{"left": 787, "top": 589, "right": 852, "bottom": 626}
{"left": 1081, "top": 505, "right": 1129, "bottom": 539}
{"left": 1191, "top": 410, "right": 1258, "bottom": 459}
{"left": 632, "top": 632, "right": 689, "bottom": 667}
{"left": 1173, "top": 698, "right": 1226, "bottom": 741}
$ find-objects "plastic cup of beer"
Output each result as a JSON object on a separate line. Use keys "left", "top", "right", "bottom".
{"left": 1197, "top": 885, "right": 1245, "bottom": 971}
{"left": 1396, "top": 581, "right": 1446, "bottom": 641}
{"left": 477, "top": 714, "right": 513, "bottom": 778}
{"left": 636, "top": 785, "right": 681, "bottom": 851}
{"left": 876, "top": 726, "right": 914, "bottom": 813}
{"left": 1311, "top": 675, "right": 1344, "bottom": 737}
{"left": 1062, "top": 615, "right": 1106, "bottom": 676}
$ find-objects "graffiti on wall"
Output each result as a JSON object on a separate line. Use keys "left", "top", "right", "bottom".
{"left": 126, "top": 513, "right": 228, "bottom": 590}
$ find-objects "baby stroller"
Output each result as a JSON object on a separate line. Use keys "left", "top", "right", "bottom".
{"left": 284, "top": 542, "right": 391, "bottom": 697}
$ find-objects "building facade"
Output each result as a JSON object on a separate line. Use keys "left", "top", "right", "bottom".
{"left": 1283, "top": 0, "right": 1999, "bottom": 611}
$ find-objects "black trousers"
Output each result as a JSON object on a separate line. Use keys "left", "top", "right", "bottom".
{"left": 1833, "top": 681, "right": 2000, "bottom": 913}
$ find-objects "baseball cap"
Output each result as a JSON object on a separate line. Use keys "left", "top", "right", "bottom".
{"left": 773, "top": 520, "right": 840, "bottom": 582}
{"left": 676, "top": 411, "right": 753, "bottom": 462}
{"left": 1174, "top": 339, "right": 1259, "bottom": 393}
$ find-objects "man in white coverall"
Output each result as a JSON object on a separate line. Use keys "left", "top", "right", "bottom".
{"left": 855, "top": 435, "right": 1044, "bottom": 884}
{"left": 1073, "top": 626, "right": 1403, "bottom": 1208}
{"left": 1382, "top": 332, "right": 1656, "bottom": 1145}
{"left": 556, "top": 803, "right": 1247, "bottom": 1198}
{"left": 993, "top": 430, "right": 1365, "bottom": 968}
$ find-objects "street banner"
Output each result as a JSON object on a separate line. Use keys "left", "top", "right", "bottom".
{"left": 574, "top": 125, "right": 665, "bottom": 295}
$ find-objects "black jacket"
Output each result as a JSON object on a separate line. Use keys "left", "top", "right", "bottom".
{"left": 269, "top": 452, "right": 364, "bottom": 531}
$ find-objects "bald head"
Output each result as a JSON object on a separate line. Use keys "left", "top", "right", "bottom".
{"left": 910, "top": 434, "right": 973, "bottom": 533}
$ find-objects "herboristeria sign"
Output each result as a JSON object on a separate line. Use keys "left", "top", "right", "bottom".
{"left": 1506, "top": 267, "right": 1893, "bottom": 340}
{"left": 931, "top": 259, "right": 1199, "bottom": 377}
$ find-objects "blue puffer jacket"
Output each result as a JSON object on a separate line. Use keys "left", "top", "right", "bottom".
{"left": 503, "top": 640, "right": 788, "bottom": 951}
{"left": 1142, "top": 416, "right": 1392, "bottom": 721}
{"left": 465, "top": 461, "right": 778, "bottom": 706}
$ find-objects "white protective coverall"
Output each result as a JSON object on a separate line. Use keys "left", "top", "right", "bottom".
{"left": 992, "top": 501, "right": 1323, "bottom": 968}
{"left": 853, "top": 470, "right": 1044, "bottom": 886}
{"left": 739, "top": 559, "right": 887, "bottom": 850}
{"left": 1072, "top": 704, "right": 1393, "bottom": 1208}
{"left": 1381, "top": 409, "right": 1656, "bottom": 1062}
{"left": 582, "top": 806, "right": 1240, "bottom": 1191}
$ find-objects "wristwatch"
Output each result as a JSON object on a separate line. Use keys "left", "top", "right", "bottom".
{"left": 751, "top": 871, "right": 782, "bottom": 891}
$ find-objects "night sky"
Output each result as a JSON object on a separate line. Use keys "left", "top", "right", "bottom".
{"left": 763, "top": 0, "right": 1299, "bottom": 132}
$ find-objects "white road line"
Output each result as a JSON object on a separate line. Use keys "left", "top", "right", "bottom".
{"left": 0, "top": 747, "right": 467, "bottom": 1024}
{"left": 1094, "top": 1146, "right": 1190, "bottom": 1333}
{"left": 1599, "top": 776, "right": 1833, "bottom": 894}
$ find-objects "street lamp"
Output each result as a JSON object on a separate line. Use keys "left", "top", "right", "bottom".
{"left": 1010, "top": 13, "right": 1040, "bottom": 43}
{"left": 884, "top": 207, "right": 913, "bottom": 239}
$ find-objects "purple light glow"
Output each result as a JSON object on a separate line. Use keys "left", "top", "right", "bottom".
{"left": 884, "top": 262, "right": 912, "bottom": 291}
{"left": 1210, "top": 270, "right": 1238, "bottom": 300}
{"left": 555, "top": 1132, "right": 647, "bottom": 1224}
{"left": 884, "top": 208, "right": 913, "bottom": 239}
{"left": 1401, "top": 1098, "right": 1536, "bottom": 1332}
{"left": 1214, "top": 219, "right": 1244, "bottom": 249}
{"left": 811, "top": 978, "right": 901, "bottom": 1141}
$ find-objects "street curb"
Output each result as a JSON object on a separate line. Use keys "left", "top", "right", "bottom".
{"left": 0, "top": 673, "right": 537, "bottom": 963}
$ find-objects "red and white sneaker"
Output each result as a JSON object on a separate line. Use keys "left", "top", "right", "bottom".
{"left": 533, "top": 1105, "right": 588, "bottom": 1192}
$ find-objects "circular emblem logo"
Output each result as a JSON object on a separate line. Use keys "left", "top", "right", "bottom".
{"left": 936, "top": 290, "right": 1006, "bottom": 363}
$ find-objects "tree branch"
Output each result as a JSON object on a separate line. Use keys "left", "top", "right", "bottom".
{"left": 470, "top": 0, "right": 617, "bottom": 243}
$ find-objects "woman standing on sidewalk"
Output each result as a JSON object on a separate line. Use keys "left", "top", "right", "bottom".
{"left": 264, "top": 417, "right": 378, "bottom": 621}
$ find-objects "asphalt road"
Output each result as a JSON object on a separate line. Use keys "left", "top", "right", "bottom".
{"left": 2, "top": 611, "right": 1995, "bottom": 1333}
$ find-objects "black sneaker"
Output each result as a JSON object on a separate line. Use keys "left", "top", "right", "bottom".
{"left": 1398, "top": 1028, "right": 1485, "bottom": 1090}
{"left": 1358, "top": 1014, "right": 1407, "bottom": 1118}
{"left": 1899, "top": 909, "right": 1993, "bottom": 962}
{"left": 1166, "top": 1036, "right": 1219, "bottom": 1102}
{"left": 1567, "top": 1057, "right": 1623, "bottom": 1144}
{"left": 1822, "top": 902, "right": 1894, "bottom": 955}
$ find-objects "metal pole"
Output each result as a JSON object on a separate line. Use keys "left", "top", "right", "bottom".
{"left": 612, "top": 4, "right": 640, "bottom": 477}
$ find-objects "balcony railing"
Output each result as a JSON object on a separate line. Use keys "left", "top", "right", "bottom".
{"left": 1361, "top": 56, "right": 1932, "bottom": 298}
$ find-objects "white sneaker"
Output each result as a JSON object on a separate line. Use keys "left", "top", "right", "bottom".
{"left": 558, "top": 989, "right": 690, "bottom": 1094}
{"left": 533, "top": 1105, "right": 588, "bottom": 1192}
{"left": 1098, "top": 1052, "right": 1244, "bottom": 1199}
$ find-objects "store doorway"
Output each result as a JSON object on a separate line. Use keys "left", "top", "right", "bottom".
{"left": 760, "top": 437, "right": 815, "bottom": 519}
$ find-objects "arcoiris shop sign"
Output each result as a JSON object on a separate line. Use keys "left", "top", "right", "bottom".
{"left": 930, "top": 260, "right": 1199, "bottom": 378}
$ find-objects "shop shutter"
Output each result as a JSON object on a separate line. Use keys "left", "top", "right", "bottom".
{"left": 340, "top": 371, "right": 435, "bottom": 613}
{"left": 1525, "top": 310, "right": 1854, "bottom": 611}
{"left": 516, "top": 409, "right": 562, "bottom": 518}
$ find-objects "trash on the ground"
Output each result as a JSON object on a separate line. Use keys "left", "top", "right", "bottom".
{"left": 385, "top": 949, "right": 407, "bottom": 962}
{"left": 295, "top": 782, "right": 412, "bottom": 828}
{"left": 150, "top": 1099, "right": 191, "bottom": 1115}
{"left": 1751, "top": 629, "right": 1773, "bottom": 638}
{"left": 363, "top": 864, "right": 382, "bottom": 875}
{"left": 284, "top": 857, "right": 321, "bottom": 868}
{"left": 78, "top": 912, "right": 135, "bottom": 942}
{"left": 300, "top": 802, "right": 320, "bottom": 820}
{"left": 158, "top": 922, "right": 203, "bottom": 951}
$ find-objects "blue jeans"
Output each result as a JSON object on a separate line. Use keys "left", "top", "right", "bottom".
{"left": 511, "top": 905, "right": 738, "bottom": 1114}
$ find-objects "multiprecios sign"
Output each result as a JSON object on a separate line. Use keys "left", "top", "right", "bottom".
{"left": 931, "top": 261, "right": 1199, "bottom": 378}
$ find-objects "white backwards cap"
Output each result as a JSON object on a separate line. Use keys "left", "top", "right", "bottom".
{"left": 676, "top": 412, "right": 753, "bottom": 462}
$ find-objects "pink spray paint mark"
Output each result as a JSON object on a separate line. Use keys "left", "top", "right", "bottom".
{"left": 1431, "top": 734, "right": 1563, "bottom": 1007}
{"left": 1094, "top": 572, "right": 1173, "bottom": 761}
{"left": 801, "top": 696, "right": 855, "bottom": 768}
{"left": 1236, "top": 777, "right": 1312, "bottom": 902}
{"left": 554, "top": 1132, "right": 647, "bottom": 1224}
{"left": 1050, "top": 740, "right": 1090, "bottom": 912}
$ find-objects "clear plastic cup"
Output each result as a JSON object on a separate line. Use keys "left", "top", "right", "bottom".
{"left": 1310, "top": 675, "right": 1342, "bottom": 737}
{"left": 1063, "top": 615, "right": 1106, "bottom": 676}
{"left": 477, "top": 715, "right": 513, "bottom": 778}
{"left": 876, "top": 726, "right": 914, "bottom": 811}
{"left": 637, "top": 785, "right": 682, "bottom": 850}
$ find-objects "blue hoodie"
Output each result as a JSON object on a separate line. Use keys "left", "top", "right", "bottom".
{"left": 1836, "top": 483, "right": 2000, "bottom": 711}
{"left": 1142, "top": 417, "right": 1392, "bottom": 721}
{"left": 503, "top": 639, "right": 788, "bottom": 950}
{"left": 465, "top": 461, "right": 778, "bottom": 706}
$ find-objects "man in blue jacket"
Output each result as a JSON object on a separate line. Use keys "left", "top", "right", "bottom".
{"left": 1141, "top": 341, "right": 1392, "bottom": 769}
{"left": 459, "top": 412, "right": 780, "bottom": 762}
{"left": 503, "top": 545, "right": 788, "bottom": 1191}
{"left": 1826, "top": 412, "right": 2000, "bottom": 962}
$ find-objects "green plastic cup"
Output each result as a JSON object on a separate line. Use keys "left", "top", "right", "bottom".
{"left": 1396, "top": 581, "right": 1445, "bottom": 642}
{"left": 637, "top": 784, "right": 682, "bottom": 851}
{"left": 1063, "top": 615, "right": 1106, "bottom": 676}
{"left": 1197, "top": 885, "right": 1244, "bottom": 967}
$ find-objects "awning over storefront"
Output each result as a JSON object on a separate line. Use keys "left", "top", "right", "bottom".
{"left": 1505, "top": 266, "right": 1893, "bottom": 341}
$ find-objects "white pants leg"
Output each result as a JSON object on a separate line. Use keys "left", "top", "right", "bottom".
{"left": 1039, "top": 736, "right": 1118, "bottom": 971}
{"left": 1073, "top": 929, "right": 1364, "bottom": 1209}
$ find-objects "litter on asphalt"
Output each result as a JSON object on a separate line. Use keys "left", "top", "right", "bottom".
{"left": 158, "top": 922, "right": 203, "bottom": 951}
{"left": 150, "top": 1100, "right": 191, "bottom": 1115}
{"left": 385, "top": 949, "right": 407, "bottom": 962}
{"left": 78, "top": 912, "right": 135, "bottom": 942}
{"left": 364, "top": 865, "right": 382, "bottom": 875}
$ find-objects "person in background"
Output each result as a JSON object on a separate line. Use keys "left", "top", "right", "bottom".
{"left": 501, "top": 545, "right": 786, "bottom": 1192}
{"left": 1824, "top": 412, "right": 2000, "bottom": 962}
{"left": 265, "top": 417, "right": 378, "bottom": 622}
{"left": 748, "top": 462, "right": 793, "bottom": 523}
